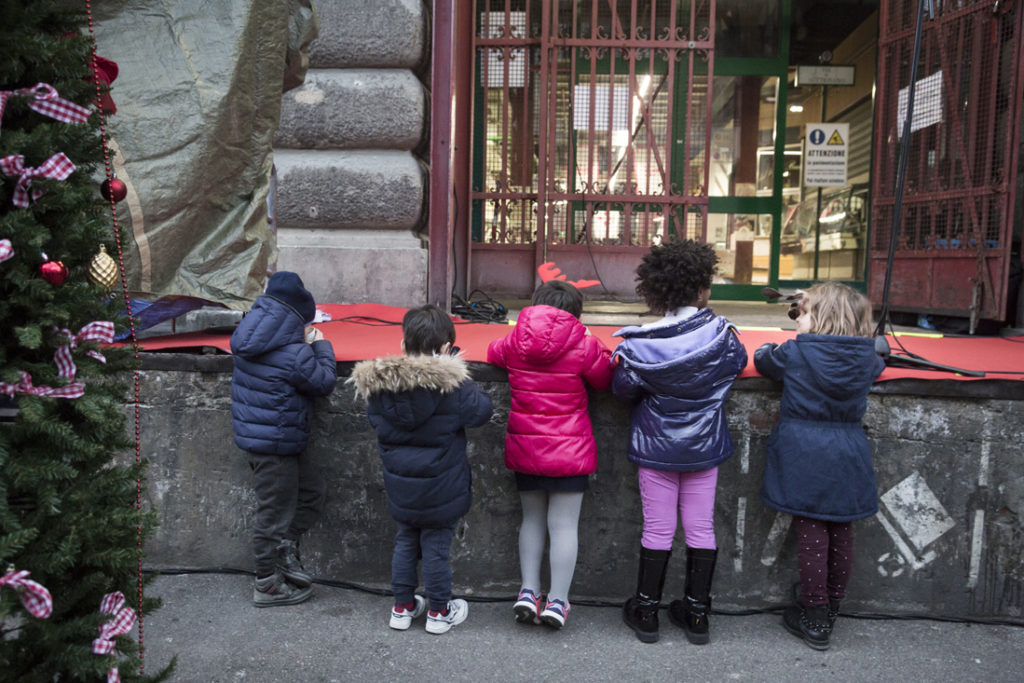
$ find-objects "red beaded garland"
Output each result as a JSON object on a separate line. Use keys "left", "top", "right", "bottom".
{"left": 86, "top": 0, "right": 145, "bottom": 672}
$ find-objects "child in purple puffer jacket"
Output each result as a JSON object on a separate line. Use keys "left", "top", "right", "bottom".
{"left": 613, "top": 240, "right": 747, "bottom": 645}
{"left": 487, "top": 281, "right": 615, "bottom": 629}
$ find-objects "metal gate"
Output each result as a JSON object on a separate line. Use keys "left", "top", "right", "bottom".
{"left": 870, "top": 0, "right": 1024, "bottom": 324}
{"left": 470, "top": 0, "right": 714, "bottom": 298}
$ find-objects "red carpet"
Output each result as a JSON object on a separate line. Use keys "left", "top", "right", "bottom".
{"left": 135, "top": 303, "right": 1024, "bottom": 382}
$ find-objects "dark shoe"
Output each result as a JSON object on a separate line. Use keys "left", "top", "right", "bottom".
{"left": 253, "top": 572, "right": 312, "bottom": 607}
{"left": 622, "top": 597, "right": 660, "bottom": 643}
{"left": 790, "top": 580, "right": 842, "bottom": 628}
{"left": 623, "top": 547, "right": 671, "bottom": 643}
{"left": 783, "top": 603, "right": 831, "bottom": 650}
{"left": 668, "top": 595, "right": 711, "bottom": 645}
{"left": 276, "top": 539, "right": 312, "bottom": 587}
{"left": 667, "top": 547, "right": 717, "bottom": 644}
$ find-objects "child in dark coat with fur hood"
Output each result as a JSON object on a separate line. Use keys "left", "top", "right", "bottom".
{"left": 349, "top": 305, "right": 493, "bottom": 635}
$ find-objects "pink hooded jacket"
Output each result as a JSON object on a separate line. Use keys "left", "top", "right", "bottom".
{"left": 487, "top": 305, "right": 615, "bottom": 477}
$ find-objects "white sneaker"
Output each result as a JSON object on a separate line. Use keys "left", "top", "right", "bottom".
{"left": 389, "top": 595, "right": 426, "bottom": 630}
{"left": 425, "top": 599, "right": 469, "bottom": 635}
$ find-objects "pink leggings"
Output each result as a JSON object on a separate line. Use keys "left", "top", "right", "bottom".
{"left": 638, "top": 466, "right": 718, "bottom": 551}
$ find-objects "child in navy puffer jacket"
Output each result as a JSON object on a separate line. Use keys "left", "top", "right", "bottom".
{"left": 231, "top": 271, "right": 337, "bottom": 608}
{"left": 754, "top": 282, "right": 884, "bottom": 651}
{"left": 349, "top": 305, "right": 493, "bottom": 635}
{"left": 613, "top": 241, "right": 747, "bottom": 645}
{"left": 487, "top": 281, "right": 614, "bottom": 629}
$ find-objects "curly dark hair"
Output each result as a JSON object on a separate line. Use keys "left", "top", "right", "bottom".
{"left": 634, "top": 240, "right": 718, "bottom": 313}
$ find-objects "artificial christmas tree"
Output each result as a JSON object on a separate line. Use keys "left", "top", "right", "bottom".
{"left": 0, "top": 2, "right": 170, "bottom": 680}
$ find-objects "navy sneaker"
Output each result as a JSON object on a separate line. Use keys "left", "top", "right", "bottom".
{"left": 540, "top": 598, "right": 570, "bottom": 629}
{"left": 513, "top": 588, "right": 543, "bottom": 624}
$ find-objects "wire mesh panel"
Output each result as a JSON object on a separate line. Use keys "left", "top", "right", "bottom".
{"left": 870, "top": 0, "right": 1024, "bottom": 321}
{"left": 472, "top": 0, "right": 714, "bottom": 296}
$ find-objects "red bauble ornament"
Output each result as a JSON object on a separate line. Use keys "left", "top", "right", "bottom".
{"left": 100, "top": 177, "right": 127, "bottom": 202}
{"left": 40, "top": 259, "right": 69, "bottom": 285}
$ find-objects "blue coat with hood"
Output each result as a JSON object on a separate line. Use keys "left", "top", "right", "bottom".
{"left": 754, "top": 334, "right": 884, "bottom": 522}
{"left": 230, "top": 294, "right": 337, "bottom": 455}
{"left": 612, "top": 308, "right": 748, "bottom": 471}
{"left": 348, "top": 354, "right": 494, "bottom": 528}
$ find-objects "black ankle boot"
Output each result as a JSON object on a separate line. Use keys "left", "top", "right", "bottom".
{"left": 622, "top": 547, "right": 670, "bottom": 643}
{"left": 668, "top": 547, "right": 717, "bottom": 645}
{"left": 783, "top": 603, "right": 832, "bottom": 650}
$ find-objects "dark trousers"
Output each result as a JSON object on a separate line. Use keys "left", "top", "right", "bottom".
{"left": 793, "top": 515, "right": 854, "bottom": 607}
{"left": 248, "top": 450, "right": 326, "bottom": 577}
{"left": 392, "top": 521, "right": 456, "bottom": 613}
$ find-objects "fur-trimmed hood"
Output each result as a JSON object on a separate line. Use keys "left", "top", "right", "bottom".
{"left": 349, "top": 354, "right": 471, "bottom": 432}
{"left": 348, "top": 354, "right": 469, "bottom": 399}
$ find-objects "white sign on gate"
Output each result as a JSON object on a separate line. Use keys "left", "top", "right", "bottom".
{"left": 804, "top": 123, "right": 849, "bottom": 187}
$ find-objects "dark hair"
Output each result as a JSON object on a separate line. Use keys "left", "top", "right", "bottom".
{"left": 634, "top": 239, "right": 718, "bottom": 313}
{"left": 402, "top": 305, "right": 456, "bottom": 355}
{"left": 531, "top": 280, "right": 583, "bottom": 319}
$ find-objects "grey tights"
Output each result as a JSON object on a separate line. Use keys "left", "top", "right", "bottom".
{"left": 518, "top": 490, "right": 584, "bottom": 604}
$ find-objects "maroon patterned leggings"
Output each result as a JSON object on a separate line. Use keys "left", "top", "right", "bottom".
{"left": 793, "top": 516, "right": 854, "bottom": 607}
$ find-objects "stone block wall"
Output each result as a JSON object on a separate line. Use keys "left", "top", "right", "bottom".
{"left": 273, "top": 0, "right": 429, "bottom": 306}
{"left": 135, "top": 356, "right": 1023, "bottom": 617}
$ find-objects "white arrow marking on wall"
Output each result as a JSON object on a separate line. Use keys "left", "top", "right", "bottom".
{"left": 878, "top": 470, "right": 955, "bottom": 572}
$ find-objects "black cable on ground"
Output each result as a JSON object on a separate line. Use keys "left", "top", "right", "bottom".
{"left": 144, "top": 567, "right": 1024, "bottom": 628}
{"left": 450, "top": 290, "right": 508, "bottom": 324}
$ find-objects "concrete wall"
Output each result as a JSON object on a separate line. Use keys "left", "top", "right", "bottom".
{"left": 136, "top": 355, "right": 1023, "bottom": 617}
{"left": 273, "top": 0, "right": 430, "bottom": 306}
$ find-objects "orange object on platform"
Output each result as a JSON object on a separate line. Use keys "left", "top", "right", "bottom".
{"left": 133, "top": 303, "right": 1024, "bottom": 382}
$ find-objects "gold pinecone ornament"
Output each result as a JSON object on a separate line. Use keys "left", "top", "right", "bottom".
{"left": 87, "top": 244, "right": 119, "bottom": 290}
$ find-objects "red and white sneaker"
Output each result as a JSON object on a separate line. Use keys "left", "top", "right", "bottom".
{"left": 389, "top": 595, "right": 426, "bottom": 630}
{"left": 540, "top": 598, "right": 570, "bottom": 629}
{"left": 513, "top": 588, "right": 544, "bottom": 624}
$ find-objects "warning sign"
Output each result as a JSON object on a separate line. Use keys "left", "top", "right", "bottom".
{"left": 804, "top": 123, "right": 849, "bottom": 187}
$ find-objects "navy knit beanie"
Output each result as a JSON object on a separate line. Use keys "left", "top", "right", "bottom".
{"left": 265, "top": 271, "right": 316, "bottom": 323}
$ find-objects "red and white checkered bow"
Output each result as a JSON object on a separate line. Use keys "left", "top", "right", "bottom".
{"left": 93, "top": 592, "right": 136, "bottom": 683}
{"left": 0, "top": 238, "right": 12, "bottom": 263}
{"left": 0, "top": 153, "right": 76, "bottom": 208}
{"left": 0, "top": 83, "right": 91, "bottom": 137}
{"left": 0, "top": 569, "right": 53, "bottom": 619}
{"left": 0, "top": 370, "right": 85, "bottom": 399}
{"left": 54, "top": 321, "right": 115, "bottom": 380}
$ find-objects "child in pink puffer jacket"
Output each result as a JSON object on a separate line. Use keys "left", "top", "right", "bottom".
{"left": 487, "top": 281, "right": 615, "bottom": 629}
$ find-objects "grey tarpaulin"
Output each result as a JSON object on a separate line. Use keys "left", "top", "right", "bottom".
{"left": 92, "top": 0, "right": 317, "bottom": 309}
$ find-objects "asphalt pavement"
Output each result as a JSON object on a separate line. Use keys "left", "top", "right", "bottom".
{"left": 138, "top": 573, "right": 1024, "bottom": 682}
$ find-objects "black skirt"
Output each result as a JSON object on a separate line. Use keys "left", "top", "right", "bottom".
{"left": 515, "top": 472, "right": 589, "bottom": 492}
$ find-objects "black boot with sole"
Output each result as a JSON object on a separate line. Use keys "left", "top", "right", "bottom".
{"left": 622, "top": 547, "right": 670, "bottom": 643}
{"left": 783, "top": 602, "right": 832, "bottom": 650}
{"left": 668, "top": 547, "right": 717, "bottom": 644}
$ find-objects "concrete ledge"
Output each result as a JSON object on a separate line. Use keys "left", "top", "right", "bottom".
{"left": 308, "top": 0, "right": 426, "bottom": 69}
{"left": 134, "top": 358, "right": 1023, "bottom": 617}
{"left": 275, "top": 69, "right": 426, "bottom": 150}
{"left": 276, "top": 228, "right": 427, "bottom": 305}
{"left": 273, "top": 149, "right": 425, "bottom": 230}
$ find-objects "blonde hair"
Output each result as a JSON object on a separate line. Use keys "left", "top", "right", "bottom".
{"left": 800, "top": 282, "right": 874, "bottom": 337}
